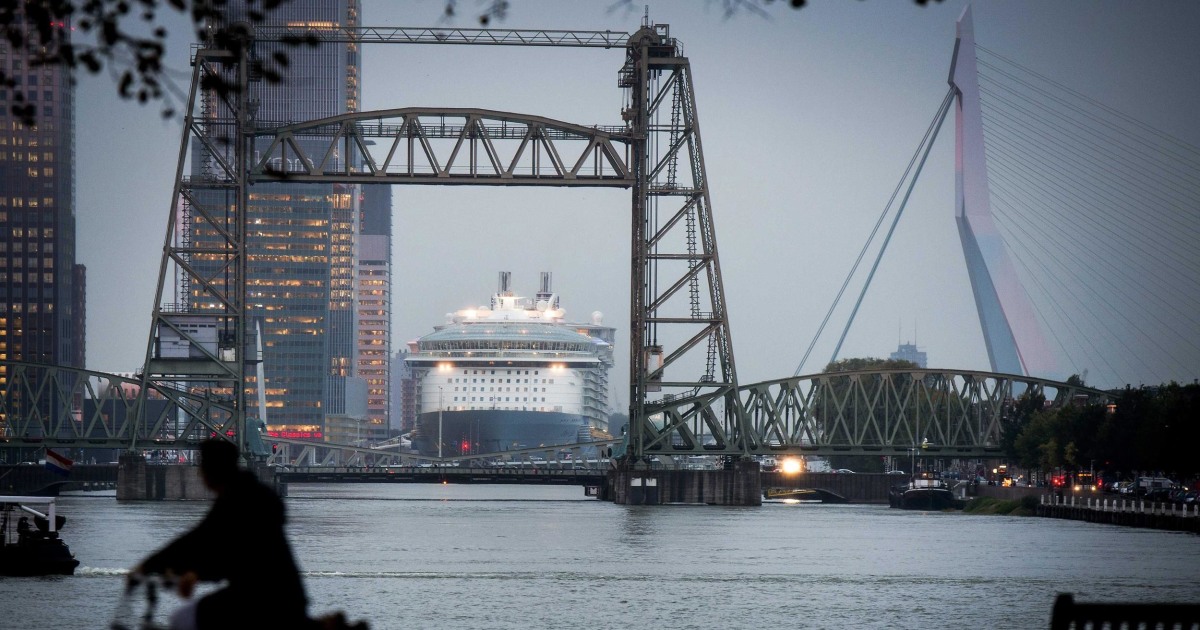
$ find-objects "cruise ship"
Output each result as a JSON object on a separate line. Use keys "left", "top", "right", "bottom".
{"left": 405, "top": 272, "right": 616, "bottom": 457}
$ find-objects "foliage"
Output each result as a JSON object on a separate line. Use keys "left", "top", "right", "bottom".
{"left": 962, "top": 495, "right": 1036, "bottom": 516}
{"left": 821, "top": 357, "right": 919, "bottom": 373}
{"left": 1, "top": 0, "right": 313, "bottom": 126}
{"left": 998, "top": 390, "right": 1045, "bottom": 461}
{"left": 1010, "top": 382, "right": 1200, "bottom": 480}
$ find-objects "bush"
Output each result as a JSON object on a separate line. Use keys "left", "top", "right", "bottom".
{"left": 963, "top": 496, "right": 1036, "bottom": 516}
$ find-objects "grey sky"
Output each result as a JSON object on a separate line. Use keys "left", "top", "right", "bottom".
{"left": 76, "top": 0, "right": 1200, "bottom": 397}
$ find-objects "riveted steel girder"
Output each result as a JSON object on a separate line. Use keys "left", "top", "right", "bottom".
{"left": 640, "top": 368, "right": 1112, "bottom": 458}
{"left": 0, "top": 360, "right": 1109, "bottom": 461}
{"left": 0, "top": 361, "right": 237, "bottom": 451}
{"left": 621, "top": 24, "right": 744, "bottom": 465}
{"left": 248, "top": 108, "right": 633, "bottom": 186}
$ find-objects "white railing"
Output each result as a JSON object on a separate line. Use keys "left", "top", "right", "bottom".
{"left": 1040, "top": 494, "right": 1200, "bottom": 517}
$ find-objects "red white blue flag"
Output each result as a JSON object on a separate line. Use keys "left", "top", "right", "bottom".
{"left": 45, "top": 448, "right": 73, "bottom": 476}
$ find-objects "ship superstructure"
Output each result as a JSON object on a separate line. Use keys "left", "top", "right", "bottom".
{"left": 405, "top": 272, "right": 615, "bottom": 456}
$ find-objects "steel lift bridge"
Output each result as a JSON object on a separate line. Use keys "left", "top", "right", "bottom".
{"left": 0, "top": 18, "right": 1107, "bottom": 468}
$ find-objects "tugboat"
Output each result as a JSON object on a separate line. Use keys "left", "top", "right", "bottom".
{"left": 889, "top": 472, "right": 958, "bottom": 511}
{"left": 0, "top": 496, "right": 80, "bottom": 576}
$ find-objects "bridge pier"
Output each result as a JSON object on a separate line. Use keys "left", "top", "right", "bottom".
{"left": 116, "top": 455, "right": 285, "bottom": 501}
{"left": 116, "top": 453, "right": 211, "bottom": 501}
{"left": 607, "top": 460, "right": 761, "bottom": 506}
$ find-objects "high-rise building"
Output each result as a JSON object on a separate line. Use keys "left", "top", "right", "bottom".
{"left": 189, "top": 1, "right": 364, "bottom": 440}
{"left": 890, "top": 342, "right": 928, "bottom": 368}
{"left": 357, "top": 185, "right": 392, "bottom": 442}
{"left": 0, "top": 16, "right": 85, "bottom": 389}
{"left": 390, "top": 348, "right": 417, "bottom": 435}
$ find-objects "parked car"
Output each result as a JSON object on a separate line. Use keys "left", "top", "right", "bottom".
{"left": 834, "top": 469, "right": 855, "bottom": 474}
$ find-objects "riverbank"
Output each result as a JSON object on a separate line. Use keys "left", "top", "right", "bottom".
{"left": 1036, "top": 495, "right": 1200, "bottom": 534}
{"left": 963, "top": 492, "right": 1200, "bottom": 535}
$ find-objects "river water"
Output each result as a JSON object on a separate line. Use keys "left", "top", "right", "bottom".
{"left": 3, "top": 484, "right": 1198, "bottom": 629}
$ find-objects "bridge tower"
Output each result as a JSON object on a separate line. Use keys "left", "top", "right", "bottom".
{"left": 950, "top": 6, "right": 1056, "bottom": 377}
{"left": 619, "top": 23, "right": 745, "bottom": 466}
{"left": 136, "top": 29, "right": 259, "bottom": 457}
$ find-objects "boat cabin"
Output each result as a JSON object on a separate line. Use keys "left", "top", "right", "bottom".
{"left": 1, "top": 495, "right": 80, "bottom": 576}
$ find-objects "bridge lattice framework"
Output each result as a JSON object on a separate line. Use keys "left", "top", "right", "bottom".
{"left": 0, "top": 361, "right": 1108, "bottom": 462}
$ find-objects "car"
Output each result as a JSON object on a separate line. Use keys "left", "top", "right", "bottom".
{"left": 887, "top": 470, "right": 908, "bottom": 475}
{"left": 834, "top": 469, "right": 855, "bottom": 474}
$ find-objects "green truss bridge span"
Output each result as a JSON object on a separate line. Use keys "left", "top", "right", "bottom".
{"left": 0, "top": 360, "right": 1107, "bottom": 462}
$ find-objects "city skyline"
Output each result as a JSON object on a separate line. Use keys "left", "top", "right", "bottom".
{"left": 74, "top": 1, "right": 1200, "bottom": 398}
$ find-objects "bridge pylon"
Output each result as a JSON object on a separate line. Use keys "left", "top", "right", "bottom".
{"left": 618, "top": 23, "right": 745, "bottom": 467}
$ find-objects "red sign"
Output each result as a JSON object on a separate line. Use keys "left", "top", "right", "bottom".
{"left": 267, "top": 430, "right": 324, "bottom": 439}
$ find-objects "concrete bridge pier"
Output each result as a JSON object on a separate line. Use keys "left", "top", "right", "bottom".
{"left": 607, "top": 460, "right": 761, "bottom": 506}
{"left": 116, "top": 453, "right": 210, "bottom": 501}
{"left": 116, "top": 454, "right": 284, "bottom": 500}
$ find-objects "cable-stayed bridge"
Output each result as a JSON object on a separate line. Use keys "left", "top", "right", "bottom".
{"left": 1, "top": 8, "right": 1191, "bottom": 473}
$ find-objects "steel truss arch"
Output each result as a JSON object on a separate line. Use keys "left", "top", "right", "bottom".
{"left": 642, "top": 368, "right": 1112, "bottom": 458}
{"left": 0, "top": 361, "right": 238, "bottom": 451}
{"left": 248, "top": 108, "right": 634, "bottom": 186}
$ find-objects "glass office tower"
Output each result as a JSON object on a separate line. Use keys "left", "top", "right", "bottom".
{"left": 0, "top": 17, "right": 85, "bottom": 388}
{"left": 190, "top": 1, "right": 364, "bottom": 439}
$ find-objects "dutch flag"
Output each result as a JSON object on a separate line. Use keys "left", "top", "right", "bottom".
{"left": 45, "top": 449, "right": 73, "bottom": 476}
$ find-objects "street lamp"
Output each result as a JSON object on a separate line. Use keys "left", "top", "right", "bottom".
{"left": 438, "top": 386, "right": 444, "bottom": 461}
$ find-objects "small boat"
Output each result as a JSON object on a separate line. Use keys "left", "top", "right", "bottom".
{"left": 0, "top": 495, "right": 80, "bottom": 576}
{"left": 889, "top": 473, "right": 958, "bottom": 511}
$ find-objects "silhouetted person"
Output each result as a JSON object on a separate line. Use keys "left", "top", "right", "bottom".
{"left": 130, "top": 439, "right": 308, "bottom": 630}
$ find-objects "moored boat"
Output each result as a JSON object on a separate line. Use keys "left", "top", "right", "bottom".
{"left": 889, "top": 473, "right": 958, "bottom": 511}
{"left": 1, "top": 495, "right": 80, "bottom": 576}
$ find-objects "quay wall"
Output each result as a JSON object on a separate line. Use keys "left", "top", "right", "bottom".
{"left": 608, "top": 463, "right": 761, "bottom": 505}
{"left": 1035, "top": 495, "right": 1200, "bottom": 534}
{"left": 760, "top": 472, "right": 906, "bottom": 504}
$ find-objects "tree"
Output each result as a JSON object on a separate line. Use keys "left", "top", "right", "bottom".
{"left": 822, "top": 357, "right": 919, "bottom": 373}
{"left": 999, "top": 390, "right": 1045, "bottom": 462}
{"left": 1, "top": 0, "right": 310, "bottom": 126}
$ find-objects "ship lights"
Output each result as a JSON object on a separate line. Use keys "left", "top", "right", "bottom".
{"left": 780, "top": 458, "right": 803, "bottom": 475}
{"left": 437, "top": 362, "right": 454, "bottom": 372}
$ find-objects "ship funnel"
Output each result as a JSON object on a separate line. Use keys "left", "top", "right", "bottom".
{"left": 536, "top": 272, "right": 559, "bottom": 310}
{"left": 498, "top": 271, "right": 512, "bottom": 294}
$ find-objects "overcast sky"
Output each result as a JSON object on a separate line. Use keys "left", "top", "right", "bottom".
{"left": 75, "top": 0, "right": 1200, "bottom": 398}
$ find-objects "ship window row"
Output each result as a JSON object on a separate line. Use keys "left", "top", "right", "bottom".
{"left": 465, "top": 369, "right": 540, "bottom": 376}
{"left": 445, "top": 406, "right": 559, "bottom": 413}
{"left": 445, "top": 377, "right": 554, "bottom": 385}
{"left": 424, "top": 341, "right": 589, "bottom": 352}
{"left": 452, "top": 386, "right": 548, "bottom": 393}
{"left": 453, "top": 397, "right": 546, "bottom": 403}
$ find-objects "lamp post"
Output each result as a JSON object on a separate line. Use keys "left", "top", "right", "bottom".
{"left": 438, "top": 386, "right": 444, "bottom": 461}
